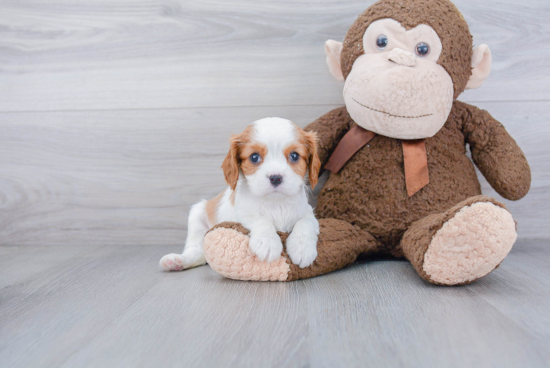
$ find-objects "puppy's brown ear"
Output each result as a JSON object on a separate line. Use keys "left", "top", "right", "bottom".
{"left": 221, "top": 134, "right": 240, "bottom": 191}
{"left": 305, "top": 131, "right": 321, "bottom": 189}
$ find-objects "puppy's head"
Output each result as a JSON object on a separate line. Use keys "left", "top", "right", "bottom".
{"left": 221, "top": 118, "right": 321, "bottom": 198}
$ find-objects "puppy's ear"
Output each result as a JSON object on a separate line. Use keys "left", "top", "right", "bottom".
{"left": 221, "top": 134, "right": 240, "bottom": 191}
{"left": 304, "top": 131, "right": 321, "bottom": 189}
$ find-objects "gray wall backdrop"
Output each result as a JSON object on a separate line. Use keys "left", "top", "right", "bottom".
{"left": 1, "top": 0, "right": 549, "bottom": 246}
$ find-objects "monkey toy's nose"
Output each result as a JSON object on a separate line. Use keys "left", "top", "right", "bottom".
{"left": 269, "top": 175, "right": 283, "bottom": 187}
{"left": 388, "top": 48, "right": 416, "bottom": 67}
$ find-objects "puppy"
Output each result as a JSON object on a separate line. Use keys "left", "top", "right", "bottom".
{"left": 160, "top": 117, "right": 321, "bottom": 271}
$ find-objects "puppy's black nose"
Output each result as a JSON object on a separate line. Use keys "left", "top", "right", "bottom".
{"left": 269, "top": 175, "right": 283, "bottom": 187}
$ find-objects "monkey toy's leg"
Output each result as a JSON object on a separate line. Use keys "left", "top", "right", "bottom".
{"left": 203, "top": 219, "right": 380, "bottom": 281}
{"left": 400, "top": 196, "right": 517, "bottom": 286}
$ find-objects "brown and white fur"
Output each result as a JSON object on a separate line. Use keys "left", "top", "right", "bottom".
{"left": 160, "top": 117, "right": 322, "bottom": 271}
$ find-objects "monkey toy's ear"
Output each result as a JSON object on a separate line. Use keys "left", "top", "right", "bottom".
{"left": 325, "top": 40, "right": 345, "bottom": 82}
{"left": 466, "top": 44, "right": 492, "bottom": 90}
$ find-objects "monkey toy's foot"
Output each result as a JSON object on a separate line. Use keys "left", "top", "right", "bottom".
{"left": 402, "top": 196, "right": 517, "bottom": 286}
{"left": 203, "top": 222, "right": 290, "bottom": 281}
{"left": 203, "top": 219, "right": 378, "bottom": 281}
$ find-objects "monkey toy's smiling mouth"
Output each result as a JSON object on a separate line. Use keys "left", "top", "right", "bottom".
{"left": 352, "top": 98, "right": 433, "bottom": 119}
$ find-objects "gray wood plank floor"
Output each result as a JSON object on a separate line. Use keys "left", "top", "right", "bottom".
{"left": 1, "top": 240, "right": 549, "bottom": 368}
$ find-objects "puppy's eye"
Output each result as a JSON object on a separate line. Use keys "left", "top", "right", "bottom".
{"left": 249, "top": 153, "right": 261, "bottom": 163}
{"left": 415, "top": 42, "right": 430, "bottom": 57}
{"left": 376, "top": 34, "right": 388, "bottom": 50}
{"left": 289, "top": 152, "right": 300, "bottom": 162}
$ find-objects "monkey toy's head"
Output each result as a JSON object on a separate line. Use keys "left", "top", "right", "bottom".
{"left": 326, "top": 0, "right": 492, "bottom": 139}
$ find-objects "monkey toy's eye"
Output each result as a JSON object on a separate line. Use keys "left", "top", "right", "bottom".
{"left": 376, "top": 35, "right": 388, "bottom": 50}
{"left": 289, "top": 152, "right": 300, "bottom": 162}
{"left": 249, "top": 153, "right": 261, "bottom": 163}
{"left": 416, "top": 42, "right": 430, "bottom": 57}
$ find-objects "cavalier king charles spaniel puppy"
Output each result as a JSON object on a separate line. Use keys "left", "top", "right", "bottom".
{"left": 160, "top": 117, "right": 321, "bottom": 271}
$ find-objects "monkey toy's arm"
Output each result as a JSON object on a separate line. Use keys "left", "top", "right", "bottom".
{"left": 304, "top": 107, "right": 353, "bottom": 168}
{"left": 458, "top": 101, "right": 531, "bottom": 200}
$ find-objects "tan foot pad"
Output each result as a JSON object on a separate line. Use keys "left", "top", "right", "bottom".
{"left": 203, "top": 223, "right": 290, "bottom": 281}
{"left": 423, "top": 202, "right": 517, "bottom": 285}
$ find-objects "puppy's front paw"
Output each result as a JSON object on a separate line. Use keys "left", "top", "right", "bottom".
{"left": 286, "top": 230, "right": 318, "bottom": 268}
{"left": 249, "top": 232, "right": 283, "bottom": 263}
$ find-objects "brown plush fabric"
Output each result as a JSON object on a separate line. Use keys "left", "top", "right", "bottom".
{"left": 400, "top": 195, "right": 507, "bottom": 285}
{"left": 461, "top": 105, "right": 531, "bottom": 200}
{"left": 341, "top": 0, "right": 473, "bottom": 99}
{"left": 325, "top": 125, "right": 376, "bottom": 173}
{"left": 307, "top": 107, "right": 354, "bottom": 167}
{"left": 286, "top": 219, "right": 380, "bottom": 281}
{"left": 305, "top": 101, "right": 530, "bottom": 253}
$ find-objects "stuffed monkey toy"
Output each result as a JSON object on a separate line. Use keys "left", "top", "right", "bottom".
{"left": 202, "top": 0, "right": 531, "bottom": 285}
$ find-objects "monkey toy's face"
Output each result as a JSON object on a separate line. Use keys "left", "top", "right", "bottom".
{"left": 344, "top": 19, "right": 453, "bottom": 140}
{"left": 325, "top": 5, "right": 492, "bottom": 141}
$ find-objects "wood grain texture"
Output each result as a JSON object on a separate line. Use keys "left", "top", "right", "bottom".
{"left": 1, "top": 102, "right": 547, "bottom": 246}
{"left": 0, "top": 105, "right": 335, "bottom": 246}
{"left": 0, "top": 0, "right": 549, "bottom": 112}
{"left": 0, "top": 240, "right": 548, "bottom": 368}
{"left": 0, "top": 0, "right": 548, "bottom": 245}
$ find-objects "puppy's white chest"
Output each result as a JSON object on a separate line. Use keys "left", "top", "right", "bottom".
{"left": 262, "top": 202, "right": 305, "bottom": 232}
{"left": 268, "top": 205, "right": 303, "bottom": 233}
{"left": 236, "top": 195, "right": 307, "bottom": 233}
